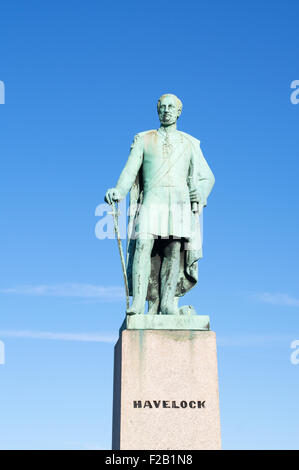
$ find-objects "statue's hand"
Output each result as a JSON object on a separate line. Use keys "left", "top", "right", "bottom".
{"left": 105, "top": 188, "right": 122, "bottom": 205}
{"left": 189, "top": 188, "right": 199, "bottom": 203}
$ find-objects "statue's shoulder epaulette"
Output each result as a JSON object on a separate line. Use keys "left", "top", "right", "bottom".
{"left": 179, "top": 130, "right": 200, "bottom": 146}
{"left": 136, "top": 129, "right": 156, "bottom": 138}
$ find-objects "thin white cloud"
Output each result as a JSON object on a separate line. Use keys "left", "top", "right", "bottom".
{"left": 218, "top": 334, "right": 295, "bottom": 347}
{"left": 0, "top": 283, "right": 124, "bottom": 300}
{"left": 253, "top": 292, "right": 299, "bottom": 307}
{"left": 0, "top": 330, "right": 295, "bottom": 348}
{"left": 0, "top": 330, "right": 117, "bottom": 343}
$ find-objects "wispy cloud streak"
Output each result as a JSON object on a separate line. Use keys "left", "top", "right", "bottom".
{"left": 0, "top": 283, "right": 124, "bottom": 300}
{"left": 253, "top": 292, "right": 299, "bottom": 307}
{"left": 218, "top": 334, "right": 295, "bottom": 347}
{"left": 0, "top": 330, "right": 117, "bottom": 343}
{"left": 0, "top": 330, "right": 294, "bottom": 348}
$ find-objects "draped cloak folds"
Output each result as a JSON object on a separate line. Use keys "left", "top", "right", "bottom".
{"left": 115, "top": 129, "right": 215, "bottom": 305}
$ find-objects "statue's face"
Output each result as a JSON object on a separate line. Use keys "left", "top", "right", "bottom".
{"left": 158, "top": 95, "right": 180, "bottom": 126}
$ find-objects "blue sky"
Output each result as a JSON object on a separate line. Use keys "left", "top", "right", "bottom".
{"left": 0, "top": 0, "right": 299, "bottom": 449}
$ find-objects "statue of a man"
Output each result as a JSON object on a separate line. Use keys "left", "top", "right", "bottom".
{"left": 105, "top": 94, "right": 215, "bottom": 316}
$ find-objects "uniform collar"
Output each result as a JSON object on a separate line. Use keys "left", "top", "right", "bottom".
{"left": 157, "top": 126, "right": 179, "bottom": 138}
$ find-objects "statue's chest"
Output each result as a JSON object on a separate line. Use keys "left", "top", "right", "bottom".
{"left": 145, "top": 132, "right": 189, "bottom": 158}
{"left": 142, "top": 135, "right": 191, "bottom": 182}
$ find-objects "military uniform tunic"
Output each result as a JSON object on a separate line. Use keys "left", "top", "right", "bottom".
{"left": 116, "top": 128, "right": 206, "bottom": 238}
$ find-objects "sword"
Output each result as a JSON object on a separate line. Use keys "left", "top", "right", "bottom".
{"left": 108, "top": 201, "right": 130, "bottom": 310}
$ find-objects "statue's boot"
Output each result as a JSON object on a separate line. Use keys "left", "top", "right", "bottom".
{"left": 126, "top": 298, "right": 145, "bottom": 316}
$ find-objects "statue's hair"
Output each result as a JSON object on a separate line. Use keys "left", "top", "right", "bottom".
{"left": 157, "top": 94, "right": 183, "bottom": 117}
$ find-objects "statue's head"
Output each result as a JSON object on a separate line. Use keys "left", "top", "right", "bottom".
{"left": 157, "top": 94, "right": 183, "bottom": 127}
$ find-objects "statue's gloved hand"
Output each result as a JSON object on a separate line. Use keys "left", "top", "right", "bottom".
{"left": 189, "top": 188, "right": 199, "bottom": 203}
{"left": 105, "top": 188, "right": 122, "bottom": 205}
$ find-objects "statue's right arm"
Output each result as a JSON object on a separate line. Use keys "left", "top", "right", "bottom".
{"left": 105, "top": 134, "right": 143, "bottom": 204}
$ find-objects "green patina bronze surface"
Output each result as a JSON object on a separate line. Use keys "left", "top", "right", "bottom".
{"left": 105, "top": 94, "right": 214, "bottom": 319}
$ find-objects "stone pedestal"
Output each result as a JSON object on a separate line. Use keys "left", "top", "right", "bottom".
{"left": 112, "top": 318, "right": 221, "bottom": 450}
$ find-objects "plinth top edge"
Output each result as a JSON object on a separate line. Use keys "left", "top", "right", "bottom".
{"left": 119, "top": 315, "right": 211, "bottom": 335}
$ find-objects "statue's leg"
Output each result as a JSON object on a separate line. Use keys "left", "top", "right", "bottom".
{"left": 126, "top": 235, "right": 155, "bottom": 315}
{"left": 160, "top": 239, "right": 181, "bottom": 315}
